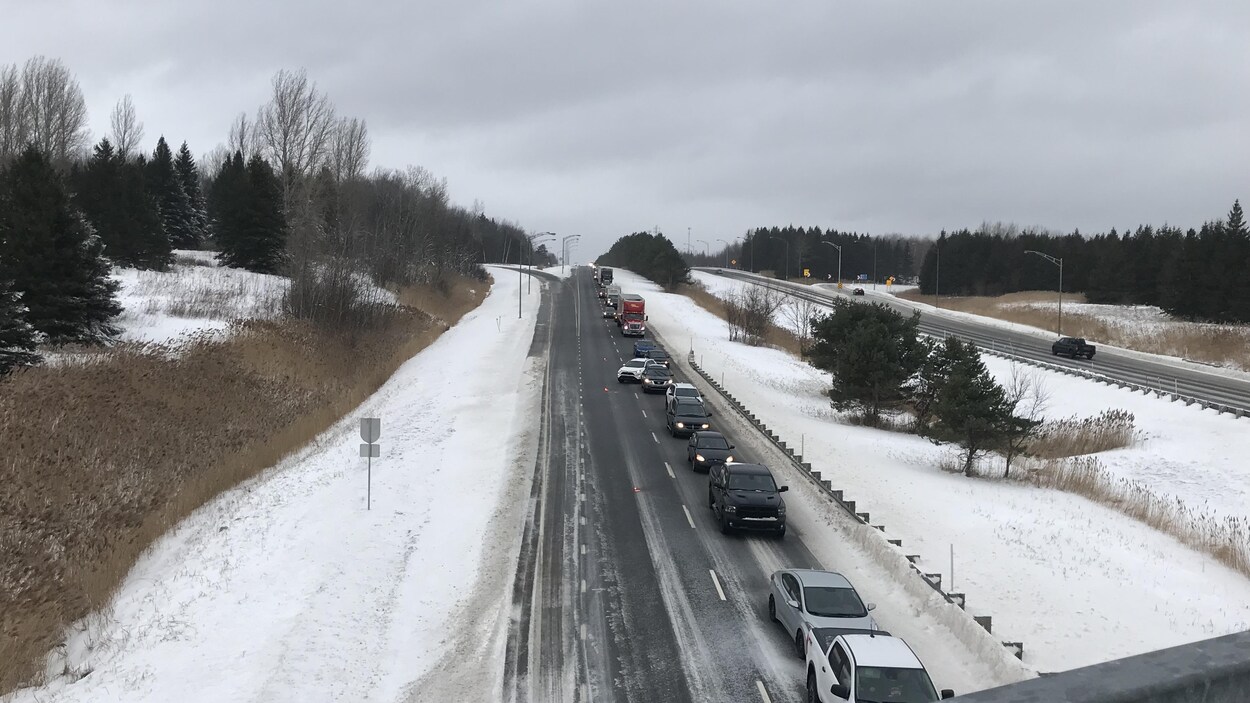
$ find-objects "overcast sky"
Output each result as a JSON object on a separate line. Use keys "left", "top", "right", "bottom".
{"left": 4, "top": 0, "right": 1248, "bottom": 259}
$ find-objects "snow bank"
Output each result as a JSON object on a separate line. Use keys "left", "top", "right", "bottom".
{"left": 11, "top": 272, "right": 541, "bottom": 703}
{"left": 622, "top": 269, "right": 1250, "bottom": 674}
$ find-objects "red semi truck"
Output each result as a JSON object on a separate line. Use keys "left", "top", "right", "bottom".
{"left": 617, "top": 294, "right": 646, "bottom": 337}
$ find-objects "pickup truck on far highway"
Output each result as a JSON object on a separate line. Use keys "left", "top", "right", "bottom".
{"left": 1051, "top": 336, "right": 1096, "bottom": 359}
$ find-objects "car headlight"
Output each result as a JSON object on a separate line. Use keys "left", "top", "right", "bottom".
{"left": 644, "top": 378, "right": 652, "bottom": 384}
{"left": 695, "top": 454, "right": 705, "bottom": 462}
{"left": 724, "top": 505, "right": 737, "bottom": 513}
{"left": 675, "top": 422, "right": 685, "bottom": 429}
{"left": 724, "top": 455, "right": 733, "bottom": 463}
{"left": 700, "top": 423, "right": 710, "bottom": 429}
{"left": 778, "top": 504, "right": 786, "bottom": 515}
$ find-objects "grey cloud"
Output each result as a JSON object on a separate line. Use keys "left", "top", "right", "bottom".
{"left": 3, "top": 0, "right": 1248, "bottom": 258}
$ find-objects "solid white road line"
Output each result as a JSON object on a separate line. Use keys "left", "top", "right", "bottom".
{"left": 709, "top": 569, "right": 727, "bottom": 601}
{"left": 665, "top": 462, "right": 674, "bottom": 478}
{"left": 682, "top": 505, "right": 696, "bottom": 529}
{"left": 651, "top": 432, "right": 659, "bottom": 444}
{"left": 756, "top": 680, "right": 773, "bottom": 703}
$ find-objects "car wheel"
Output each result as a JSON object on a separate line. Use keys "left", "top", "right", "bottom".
{"left": 776, "top": 524, "right": 787, "bottom": 540}
{"left": 806, "top": 671, "right": 819, "bottom": 703}
{"left": 719, "top": 512, "right": 732, "bottom": 535}
{"left": 708, "top": 489, "right": 715, "bottom": 509}
{"left": 1051, "top": 349, "right": 1058, "bottom": 355}
{"left": 768, "top": 595, "right": 778, "bottom": 622}
{"left": 794, "top": 630, "right": 805, "bottom": 659}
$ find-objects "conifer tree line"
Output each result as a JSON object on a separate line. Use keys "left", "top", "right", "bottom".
{"left": 914, "top": 200, "right": 1250, "bottom": 323}
{"left": 1, "top": 57, "right": 542, "bottom": 374}
{"left": 596, "top": 231, "right": 690, "bottom": 288}
{"left": 688, "top": 226, "right": 916, "bottom": 285}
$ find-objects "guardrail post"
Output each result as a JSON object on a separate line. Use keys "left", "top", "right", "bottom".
{"left": 974, "top": 615, "right": 992, "bottom": 633}
{"left": 949, "top": 593, "right": 966, "bottom": 609}
{"left": 924, "top": 573, "right": 942, "bottom": 591}
{"left": 1002, "top": 642, "right": 1024, "bottom": 660}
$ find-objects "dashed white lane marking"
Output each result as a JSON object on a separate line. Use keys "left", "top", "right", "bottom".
{"left": 580, "top": 623, "right": 587, "bottom": 640}
{"left": 581, "top": 579, "right": 587, "bottom": 593}
{"left": 580, "top": 492, "right": 586, "bottom": 502}
{"left": 581, "top": 543, "right": 586, "bottom": 555}
{"left": 665, "top": 462, "right": 674, "bottom": 478}
{"left": 709, "top": 569, "right": 727, "bottom": 601}
{"left": 756, "top": 680, "right": 773, "bottom": 703}
{"left": 682, "top": 505, "right": 696, "bottom": 529}
{"left": 651, "top": 432, "right": 659, "bottom": 444}
{"left": 580, "top": 516, "right": 587, "bottom": 525}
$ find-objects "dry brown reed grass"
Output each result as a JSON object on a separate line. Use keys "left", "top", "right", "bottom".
{"left": 897, "top": 289, "right": 1250, "bottom": 368}
{"left": 1024, "top": 456, "right": 1250, "bottom": 580}
{"left": 675, "top": 282, "right": 803, "bottom": 356}
{"left": 1029, "top": 409, "right": 1139, "bottom": 458}
{"left": 0, "top": 275, "right": 484, "bottom": 692}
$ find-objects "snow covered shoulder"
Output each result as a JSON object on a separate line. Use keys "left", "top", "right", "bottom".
{"left": 10, "top": 270, "right": 543, "bottom": 703}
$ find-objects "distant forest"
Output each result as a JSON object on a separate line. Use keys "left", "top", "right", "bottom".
{"left": 682, "top": 199, "right": 1249, "bottom": 323}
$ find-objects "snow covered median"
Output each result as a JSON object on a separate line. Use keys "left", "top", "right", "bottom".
{"left": 620, "top": 269, "right": 1250, "bottom": 674}
{"left": 10, "top": 270, "right": 542, "bottom": 703}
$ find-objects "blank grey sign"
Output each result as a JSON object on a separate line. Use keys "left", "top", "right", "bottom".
{"left": 360, "top": 418, "right": 381, "bottom": 443}
{"left": 360, "top": 443, "right": 380, "bottom": 458}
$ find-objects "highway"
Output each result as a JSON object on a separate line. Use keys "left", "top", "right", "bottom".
{"left": 702, "top": 267, "right": 1250, "bottom": 416}
{"left": 504, "top": 268, "right": 839, "bottom": 703}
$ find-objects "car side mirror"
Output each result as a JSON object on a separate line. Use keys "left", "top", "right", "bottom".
{"left": 941, "top": 690, "right": 955, "bottom": 699}
{"left": 778, "top": 486, "right": 789, "bottom": 493}
{"left": 866, "top": 603, "right": 876, "bottom": 612}
{"left": 830, "top": 683, "right": 850, "bottom": 699}
{"left": 729, "top": 444, "right": 735, "bottom": 449}
{"left": 786, "top": 598, "right": 799, "bottom": 609}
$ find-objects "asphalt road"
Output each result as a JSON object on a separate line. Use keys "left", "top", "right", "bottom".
{"left": 505, "top": 268, "right": 842, "bottom": 703}
{"left": 703, "top": 267, "right": 1250, "bottom": 415}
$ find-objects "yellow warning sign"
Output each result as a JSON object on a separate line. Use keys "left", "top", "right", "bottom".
{"left": 803, "top": 268, "right": 811, "bottom": 278}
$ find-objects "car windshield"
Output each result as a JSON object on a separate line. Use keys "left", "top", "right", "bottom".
{"left": 650, "top": 350, "right": 669, "bottom": 359}
{"left": 802, "top": 586, "right": 867, "bottom": 618}
{"left": 676, "top": 403, "right": 708, "bottom": 417}
{"left": 626, "top": 360, "right": 644, "bottom": 368}
{"left": 623, "top": 313, "right": 642, "bottom": 320}
{"left": 726, "top": 472, "right": 775, "bottom": 491}
{"left": 675, "top": 388, "right": 699, "bottom": 398}
{"left": 645, "top": 369, "right": 671, "bottom": 378}
{"left": 854, "top": 666, "right": 938, "bottom": 703}
{"left": 811, "top": 628, "right": 879, "bottom": 652}
{"left": 698, "top": 437, "right": 730, "bottom": 450}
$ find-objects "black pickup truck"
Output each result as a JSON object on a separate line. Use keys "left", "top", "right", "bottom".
{"left": 1052, "top": 336, "right": 1096, "bottom": 359}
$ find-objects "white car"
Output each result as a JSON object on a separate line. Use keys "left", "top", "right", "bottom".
{"left": 768, "top": 569, "right": 876, "bottom": 660}
{"left": 805, "top": 632, "right": 954, "bottom": 702}
{"left": 665, "top": 382, "right": 703, "bottom": 412}
{"left": 617, "top": 358, "right": 659, "bottom": 383}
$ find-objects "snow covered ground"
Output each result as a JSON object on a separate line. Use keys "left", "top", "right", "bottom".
{"left": 9, "top": 269, "right": 541, "bottom": 703}
{"left": 621, "top": 269, "right": 1250, "bottom": 674}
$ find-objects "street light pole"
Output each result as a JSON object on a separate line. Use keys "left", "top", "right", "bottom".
{"left": 819, "top": 240, "right": 842, "bottom": 287}
{"left": 716, "top": 238, "right": 731, "bottom": 267}
{"left": 769, "top": 236, "right": 789, "bottom": 279}
{"left": 561, "top": 234, "right": 580, "bottom": 275}
{"left": 528, "top": 232, "right": 555, "bottom": 296}
{"left": 698, "top": 239, "right": 710, "bottom": 260}
{"left": 1024, "top": 249, "right": 1064, "bottom": 335}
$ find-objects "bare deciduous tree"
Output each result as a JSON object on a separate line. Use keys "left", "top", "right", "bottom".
{"left": 227, "top": 111, "right": 260, "bottom": 161}
{"left": 1000, "top": 364, "right": 1050, "bottom": 477}
{"left": 0, "top": 63, "right": 25, "bottom": 164}
{"left": 330, "top": 116, "right": 369, "bottom": 183}
{"left": 109, "top": 94, "right": 144, "bottom": 158}
{"left": 18, "top": 56, "right": 89, "bottom": 165}
{"left": 724, "top": 285, "right": 784, "bottom": 346}
{"left": 781, "top": 292, "right": 821, "bottom": 355}
{"left": 257, "top": 68, "right": 336, "bottom": 197}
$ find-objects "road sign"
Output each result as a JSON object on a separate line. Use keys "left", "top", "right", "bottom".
{"left": 803, "top": 268, "right": 810, "bottom": 278}
{"left": 360, "top": 443, "right": 380, "bottom": 458}
{"left": 360, "top": 418, "right": 381, "bottom": 443}
{"left": 359, "top": 417, "right": 381, "bottom": 510}
{"left": 730, "top": 259, "right": 737, "bottom": 266}
{"left": 837, "top": 282, "right": 843, "bottom": 289}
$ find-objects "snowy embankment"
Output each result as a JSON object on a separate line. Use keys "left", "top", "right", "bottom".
{"left": 693, "top": 271, "right": 1250, "bottom": 525}
{"left": 623, "top": 269, "right": 1250, "bottom": 674}
{"left": 10, "top": 268, "right": 542, "bottom": 703}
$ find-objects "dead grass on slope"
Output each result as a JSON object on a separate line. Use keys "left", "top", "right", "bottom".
{"left": 675, "top": 282, "right": 802, "bottom": 356}
{"left": 0, "top": 276, "right": 484, "bottom": 693}
{"left": 1024, "top": 457, "right": 1250, "bottom": 580}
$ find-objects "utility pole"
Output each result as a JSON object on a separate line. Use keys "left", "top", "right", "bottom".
{"left": 770, "top": 236, "right": 789, "bottom": 280}
{"left": 1024, "top": 250, "right": 1064, "bottom": 335}
{"left": 717, "top": 238, "right": 731, "bottom": 267}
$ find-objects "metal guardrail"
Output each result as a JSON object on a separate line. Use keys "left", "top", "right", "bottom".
{"left": 684, "top": 351, "right": 1025, "bottom": 661}
{"left": 705, "top": 269, "right": 1250, "bottom": 420}
{"left": 948, "top": 629, "right": 1250, "bottom": 702}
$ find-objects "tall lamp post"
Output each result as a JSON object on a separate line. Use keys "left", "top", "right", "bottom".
{"left": 697, "top": 239, "right": 710, "bottom": 260}
{"left": 561, "top": 234, "right": 580, "bottom": 275}
{"left": 528, "top": 231, "right": 556, "bottom": 294}
{"left": 716, "top": 238, "right": 731, "bottom": 267}
{"left": 819, "top": 240, "right": 842, "bottom": 287}
{"left": 1024, "top": 249, "right": 1064, "bottom": 335}
{"left": 769, "top": 236, "right": 789, "bottom": 279}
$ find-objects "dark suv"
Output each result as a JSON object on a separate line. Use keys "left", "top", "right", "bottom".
{"left": 667, "top": 398, "right": 712, "bottom": 437}
{"left": 1052, "top": 336, "right": 1096, "bottom": 359}
{"left": 687, "top": 431, "right": 734, "bottom": 472}
{"left": 708, "top": 462, "right": 787, "bottom": 537}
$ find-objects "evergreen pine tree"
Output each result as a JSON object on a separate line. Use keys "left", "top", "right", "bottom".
{"left": 72, "top": 138, "right": 171, "bottom": 270}
{"left": 147, "top": 136, "right": 197, "bottom": 250}
{"left": 926, "top": 338, "right": 1014, "bottom": 476}
{"left": 1228, "top": 199, "right": 1247, "bottom": 236}
{"left": 174, "top": 141, "right": 208, "bottom": 248}
{"left": 240, "top": 155, "right": 288, "bottom": 274}
{"left": 0, "top": 278, "right": 41, "bottom": 374}
{"left": 0, "top": 146, "right": 121, "bottom": 344}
